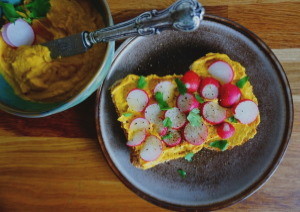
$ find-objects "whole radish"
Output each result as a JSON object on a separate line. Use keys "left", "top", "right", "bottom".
{"left": 181, "top": 70, "right": 201, "bottom": 93}
{"left": 216, "top": 122, "right": 235, "bottom": 139}
{"left": 219, "top": 83, "right": 241, "bottom": 107}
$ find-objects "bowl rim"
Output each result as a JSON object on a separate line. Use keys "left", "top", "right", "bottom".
{"left": 0, "top": 0, "right": 115, "bottom": 118}
{"left": 95, "top": 14, "right": 294, "bottom": 210}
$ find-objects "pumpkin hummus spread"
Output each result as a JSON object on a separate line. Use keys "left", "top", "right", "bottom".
{"left": 0, "top": 0, "right": 106, "bottom": 102}
{"left": 111, "top": 53, "right": 260, "bottom": 170}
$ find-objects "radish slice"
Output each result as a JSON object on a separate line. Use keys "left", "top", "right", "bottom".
{"left": 202, "top": 101, "right": 227, "bottom": 125}
{"left": 140, "top": 135, "right": 163, "bottom": 161}
{"left": 154, "top": 81, "right": 175, "bottom": 102}
{"left": 126, "top": 89, "right": 149, "bottom": 112}
{"left": 165, "top": 107, "right": 187, "bottom": 129}
{"left": 129, "top": 118, "right": 150, "bottom": 131}
{"left": 4, "top": 19, "right": 35, "bottom": 47}
{"left": 181, "top": 70, "right": 201, "bottom": 93}
{"left": 219, "top": 83, "right": 241, "bottom": 107}
{"left": 162, "top": 129, "right": 182, "bottom": 147}
{"left": 183, "top": 122, "right": 208, "bottom": 145}
{"left": 208, "top": 61, "right": 234, "bottom": 84}
{"left": 144, "top": 104, "right": 164, "bottom": 123}
{"left": 176, "top": 93, "right": 199, "bottom": 113}
{"left": 1, "top": 23, "right": 16, "bottom": 47}
{"left": 127, "top": 130, "right": 146, "bottom": 147}
{"left": 198, "top": 77, "right": 220, "bottom": 100}
{"left": 154, "top": 119, "right": 168, "bottom": 136}
{"left": 233, "top": 100, "right": 259, "bottom": 124}
{"left": 216, "top": 122, "right": 235, "bottom": 139}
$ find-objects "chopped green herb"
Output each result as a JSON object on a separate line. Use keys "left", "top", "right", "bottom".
{"left": 209, "top": 140, "right": 229, "bottom": 151}
{"left": 25, "top": 0, "right": 51, "bottom": 19}
{"left": 177, "top": 169, "right": 187, "bottom": 178}
{"left": 0, "top": 2, "right": 23, "bottom": 22}
{"left": 236, "top": 76, "right": 249, "bottom": 88}
{"left": 162, "top": 133, "right": 172, "bottom": 140}
{"left": 187, "top": 108, "right": 202, "bottom": 127}
{"left": 175, "top": 78, "right": 187, "bottom": 94}
{"left": 184, "top": 152, "right": 195, "bottom": 162}
{"left": 155, "top": 92, "right": 171, "bottom": 110}
{"left": 228, "top": 116, "right": 238, "bottom": 123}
{"left": 163, "top": 117, "right": 172, "bottom": 128}
{"left": 137, "top": 76, "right": 147, "bottom": 89}
{"left": 195, "top": 93, "right": 205, "bottom": 103}
{"left": 122, "top": 113, "right": 133, "bottom": 117}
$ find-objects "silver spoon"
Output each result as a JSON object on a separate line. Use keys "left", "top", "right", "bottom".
{"left": 42, "top": 0, "right": 205, "bottom": 59}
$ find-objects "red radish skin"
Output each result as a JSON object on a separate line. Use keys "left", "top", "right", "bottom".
{"left": 129, "top": 118, "right": 150, "bottom": 131}
{"left": 126, "top": 130, "right": 146, "bottom": 147}
{"left": 126, "top": 89, "right": 149, "bottom": 112}
{"left": 181, "top": 70, "right": 201, "bottom": 93}
{"left": 165, "top": 107, "right": 187, "bottom": 129}
{"left": 176, "top": 93, "right": 200, "bottom": 113}
{"left": 3, "top": 19, "right": 35, "bottom": 47}
{"left": 162, "top": 129, "right": 182, "bottom": 147}
{"left": 198, "top": 77, "right": 220, "bottom": 100}
{"left": 208, "top": 61, "right": 234, "bottom": 84}
{"left": 140, "top": 135, "right": 163, "bottom": 161}
{"left": 154, "top": 81, "right": 175, "bottom": 102}
{"left": 233, "top": 99, "right": 259, "bottom": 124}
{"left": 216, "top": 122, "right": 235, "bottom": 139}
{"left": 202, "top": 101, "right": 227, "bottom": 125}
{"left": 183, "top": 122, "right": 208, "bottom": 145}
{"left": 219, "top": 83, "right": 241, "bottom": 107}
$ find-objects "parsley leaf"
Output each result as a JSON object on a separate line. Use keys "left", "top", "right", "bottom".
{"left": 0, "top": 2, "right": 23, "bottom": 22}
{"left": 228, "top": 116, "right": 238, "bottom": 123}
{"left": 175, "top": 78, "right": 187, "bottom": 94}
{"left": 122, "top": 113, "right": 133, "bottom": 117}
{"left": 25, "top": 0, "right": 51, "bottom": 18}
{"left": 163, "top": 117, "right": 172, "bottom": 128}
{"left": 187, "top": 108, "right": 202, "bottom": 127}
{"left": 137, "top": 76, "right": 147, "bottom": 89}
{"left": 195, "top": 93, "right": 205, "bottom": 103}
{"left": 209, "top": 140, "right": 229, "bottom": 151}
{"left": 162, "top": 133, "right": 172, "bottom": 140}
{"left": 236, "top": 76, "right": 249, "bottom": 88}
{"left": 184, "top": 152, "right": 194, "bottom": 162}
{"left": 155, "top": 92, "right": 171, "bottom": 111}
{"left": 177, "top": 169, "right": 187, "bottom": 178}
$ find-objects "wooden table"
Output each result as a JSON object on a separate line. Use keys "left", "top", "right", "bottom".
{"left": 0, "top": 0, "right": 299, "bottom": 211}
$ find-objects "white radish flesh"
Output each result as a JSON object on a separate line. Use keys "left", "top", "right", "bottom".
{"left": 202, "top": 101, "right": 227, "bottom": 125}
{"left": 162, "top": 129, "right": 182, "bottom": 147}
{"left": 184, "top": 122, "right": 208, "bottom": 145}
{"left": 199, "top": 77, "right": 220, "bottom": 100}
{"left": 5, "top": 19, "right": 35, "bottom": 47}
{"left": 216, "top": 122, "right": 235, "bottom": 139}
{"left": 234, "top": 100, "right": 259, "bottom": 124}
{"left": 127, "top": 130, "right": 146, "bottom": 147}
{"left": 165, "top": 107, "right": 187, "bottom": 129}
{"left": 176, "top": 93, "right": 199, "bottom": 113}
{"left": 129, "top": 118, "right": 150, "bottom": 131}
{"left": 154, "top": 81, "right": 175, "bottom": 102}
{"left": 126, "top": 89, "right": 149, "bottom": 112}
{"left": 144, "top": 104, "right": 164, "bottom": 123}
{"left": 208, "top": 61, "right": 234, "bottom": 84}
{"left": 2, "top": 23, "right": 16, "bottom": 47}
{"left": 140, "top": 136, "right": 163, "bottom": 161}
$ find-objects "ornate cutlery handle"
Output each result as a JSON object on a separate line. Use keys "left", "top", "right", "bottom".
{"left": 84, "top": 0, "right": 204, "bottom": 46}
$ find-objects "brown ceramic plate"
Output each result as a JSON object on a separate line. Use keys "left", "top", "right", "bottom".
{"left": 95, "top": 15, "right": 293, "bottom": 210}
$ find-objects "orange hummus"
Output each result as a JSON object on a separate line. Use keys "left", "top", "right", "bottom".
{"left": 0, "top": 0, "right": 106, "bottom": 102}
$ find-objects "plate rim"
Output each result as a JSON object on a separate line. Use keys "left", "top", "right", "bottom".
{"left": 95, "top": 14, "right": 294, "bottom": 211}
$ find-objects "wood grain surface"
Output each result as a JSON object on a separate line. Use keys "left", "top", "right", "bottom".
{"left": 0, "top": 0, "right": 299, "bottom": 211}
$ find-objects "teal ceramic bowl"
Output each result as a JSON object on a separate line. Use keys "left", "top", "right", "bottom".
{"left": 0, "top": 0, "right": 115, "bottom": 118}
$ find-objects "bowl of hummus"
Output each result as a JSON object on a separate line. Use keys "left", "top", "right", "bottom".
{"left": 0, "top": 0, "right": 114, "bottom": 117}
